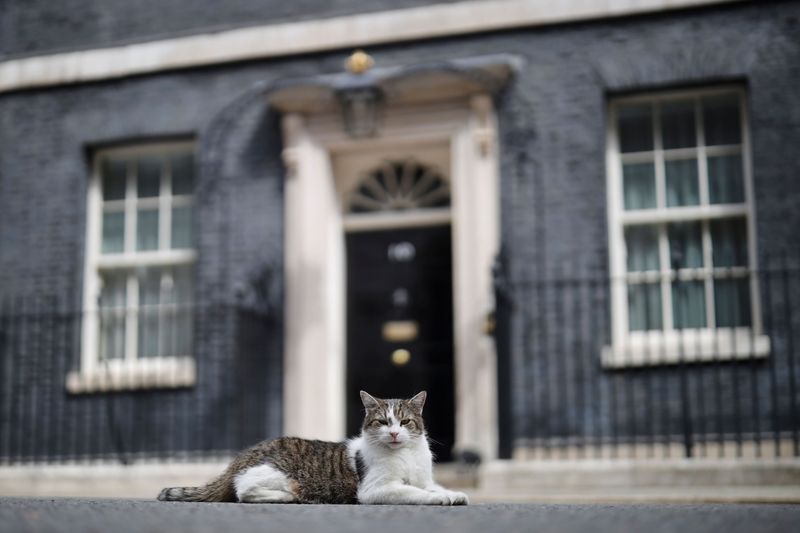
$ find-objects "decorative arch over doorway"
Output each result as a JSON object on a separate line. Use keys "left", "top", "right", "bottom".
{"left": 345, "top": 158, "right": 450, "bottom": 213}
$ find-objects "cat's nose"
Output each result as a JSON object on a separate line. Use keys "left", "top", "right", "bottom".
{"left": 389, "top": 432, "right": 399, "bottom": 440}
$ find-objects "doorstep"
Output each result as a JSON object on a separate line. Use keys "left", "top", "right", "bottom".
{"left": 472, "top": 458, "right": 800, "bottom": 503}
{"left": 2, "top": 459, "right": 800, "bottom": 503}
{"left": 0, "top": 461, "right": 229, "bottom": 499}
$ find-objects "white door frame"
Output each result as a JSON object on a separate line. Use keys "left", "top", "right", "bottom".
{"left": 281, "top": 96, "right": 500, "bottom": 460}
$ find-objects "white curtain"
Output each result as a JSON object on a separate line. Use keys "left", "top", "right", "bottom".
{"left": 623, "top": 162, "right": 656, "bottom": 210}
{"left": 628, "top": 283, "right": 662, "bottom": 331}
{"left": 136, "top": 208, "right": 159, "bottom": 251}
{"left": 715, "top": 278, "right": 751, "bottom": 327}
{"left": 138, "top": 269, "right": 161, "bottom": 358}
{"left": 711, "top": 217, "right": 747, "bottom": 267}
{"left": 666, "top": 158, "right": 699, "bottom": 207}
{"left": 99, "top": 273, "right": 127, "bottom": 360}
{"left": 138, "top": 266, "right": 193, "bottom": 358}
{"left": 626, "top": 225, "right": 659, "bottom": 272}
{"left": 626, "top": 225, "right": 661, "bottom": 330}
{"left": 668, "top": 222, "right": 703, "bottom": 269}
{"left": 101, "top": 211, "right": 124, "bottom": 254}
{"left": 672, "top": 281, "right": 706, "bottom": 329}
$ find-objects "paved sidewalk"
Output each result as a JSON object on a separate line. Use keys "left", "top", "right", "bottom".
{"left": 1, "top": 498, "right": 799, "bottom": 533}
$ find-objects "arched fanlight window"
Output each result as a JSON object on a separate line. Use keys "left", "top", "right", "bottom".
{"left": 348, "top": 159, "right": 450, "bottom": 214}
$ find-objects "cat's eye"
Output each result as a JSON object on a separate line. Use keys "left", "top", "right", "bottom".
{"left": 400, "top": 419, "right": 414, "bottom": 426}
{"left": 371, "top": 419, "right": 389, "bottom": 427}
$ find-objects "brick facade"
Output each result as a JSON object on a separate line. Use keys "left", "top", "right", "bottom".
{"left": 0, "top": 0, "right": 798, "bottom": 459}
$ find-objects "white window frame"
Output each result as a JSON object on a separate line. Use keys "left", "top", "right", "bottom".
{"left": 604, "top": 86, "right": 770, "bottom": 368}
{"left": 67, "top": 141, "right": 197, "bottom": 393}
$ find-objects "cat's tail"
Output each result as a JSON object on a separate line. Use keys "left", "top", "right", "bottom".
{"left": 157, "top": 468, "right": 237, "bottom": 502}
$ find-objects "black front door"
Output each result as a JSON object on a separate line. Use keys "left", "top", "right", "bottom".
{"left": 346, "top": 225, "right": 455, "bottom": 461}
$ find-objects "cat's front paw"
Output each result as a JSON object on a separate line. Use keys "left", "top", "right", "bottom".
{"left": 445, "top": 490, "right": 469, "bottom": 506}
{"left": 426, "top": 492, "right": 451, "bottom": 505}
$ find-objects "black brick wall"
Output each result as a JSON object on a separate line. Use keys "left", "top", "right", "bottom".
{"left": 0, "top": 0, "right": 799, "bottom": 459}
{"left": 0, "top": 0, "right": 464, "bottom": 59}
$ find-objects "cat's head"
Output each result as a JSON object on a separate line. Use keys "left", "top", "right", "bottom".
{"left": 359, "top": 390, "right": 427, "bottom": 449}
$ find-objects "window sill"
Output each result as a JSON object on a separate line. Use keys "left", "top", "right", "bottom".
{"left": 66, "top": 357, "right": 196, "bottom": 393}
{"left": 602, "top": 330, "right": 770, "bottom": 368}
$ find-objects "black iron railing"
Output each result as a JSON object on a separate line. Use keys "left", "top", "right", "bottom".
{"left": 0, "top": 301, "right": 280, "bottom": 465}
{"left": 1, "top": 257, "right": 798, "bottom": 465}
{"left": 494, "top": 254, "right": 800, "bottom": 459}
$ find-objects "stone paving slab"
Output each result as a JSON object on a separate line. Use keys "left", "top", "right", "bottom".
{"left": 1, "top": 497, "right": 800, "bottom": 533}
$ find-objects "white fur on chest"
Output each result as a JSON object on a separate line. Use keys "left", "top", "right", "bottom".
{"left": 348, "top": 436, "right": 434, "bottom": 488}
{"left": 346, "top": 435, "right": 467, "bottom": 505}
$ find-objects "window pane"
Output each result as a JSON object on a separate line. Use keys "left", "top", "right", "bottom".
{"left": 102, "top": 159, "right": 127, "bottom": 201}
{"left": 171, "top": 152, "right": 194, "bottom": 196}
{"left": 99, "top": 273, "right": 127, "bottom": 360}
{"left": 668, "top": 222, "right": 703, "bottom": 269}
{"left": 665, "top": 158, "right": 699, "bottom": 207}
{"left": 625, "top": 225, "right": 660, "bottom": 272}
{"left": 703, "top": 94, "right": 741, "bottom": 146}
{"left": 135, "top": 266, "right": 193, "bottom": 358}
{"left": 99, "top": 273, "right": 127, "bottom": 308}
{"left": 672, "top": 280, "right": 706, "bottom": 329}
{"left": 155, "top": 266, "right": 193, "bottom": 357}
{"left": 158, "top": 267, "right": 191, "bottom": 304}
{"left": 101, "top": 211, "right": 125, "bottom": 254}
{"left": 137, "top": 156, "right": 162, "bottom": 198}
{"left": 172, "top": 267, "right": 193, "bottom": 356}
{"left": 138, "top": 268, "right": 161, "bottom": 358}
{"left": 661, "top": 100, "right": 696, "bottom": 149}
{"left": 622, "top": 162, "right": 656, "bottom": 210}
{"left": 708, "top": 154, "right": 744, "bottom": 204}
{"left": 715, "top": 278, "right": 751, "bottom": 327}
{"left": 137, "top": 208, "right": 159, "bottom": 251}
{"left": 138, "top": 268, "right": 160, "bottom": 306}
{"left": 628, "top": 283, "right": 662, "bottom": 331}
{"left": 171, "top": 205, "right": 192, "bottom": 249}
{"left": 618, "top": 104, "right": 653, "bottom": 153}
{"left": 711, "top": 217, "right": 748, "bottom": 267}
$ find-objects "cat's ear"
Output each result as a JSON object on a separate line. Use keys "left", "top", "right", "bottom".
{"left": 360, "top": 390, "right": 380, "bottom": 410}
{"left": 408, "top": 391, "right": 427, "bottom": 413}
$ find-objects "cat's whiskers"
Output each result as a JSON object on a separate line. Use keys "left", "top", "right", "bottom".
{"left": 425, "top": 435, "right": 443, "bottom": 447}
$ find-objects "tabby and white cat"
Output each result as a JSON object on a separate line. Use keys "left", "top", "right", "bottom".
{"left": 158, "top": 391, "right": 469, "bottom": 505}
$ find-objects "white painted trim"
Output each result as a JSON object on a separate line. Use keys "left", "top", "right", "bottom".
{"left": 81, "top": 154, "right": 103, "bottom": 375}
{"left": 451, "top": 94, "right": 501, "bottom": 459}
{"left": 0, "top": 0, "right": 744, "bottom": 93}
{"left": 95, "top": 250, "right": 197, "bottom": 269}
{"left": 601, "top": 330, "right": 770, "bottom": 368}
{"left": 281, "top": 114, "right": 346, "bottom": 442}
{"left": 620, "top": 204, "right": 749, "bottom": 225}
{"left": 343, "top": 208, "right": 451, "bottom": 232}
{"left": 65, "top": 356, "right": 196, "bottom": 393}
{"left": 739, "top": 89, "right": 764, "bottom": 339}
{"left": 281, "top": 98, "right": 500, "bottom": 459}
{"left": 605, "top": 85, "right": 764, "bottom": 367}
{"left": 78, "top": 142, "right": 197, "bottom": 389}
{"left": 311, "top": 103, "right": 471, "bottom": 149}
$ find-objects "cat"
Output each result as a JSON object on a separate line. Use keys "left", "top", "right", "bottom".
{"left": 158, "top": 390, "right": 469, "bottom": 505}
